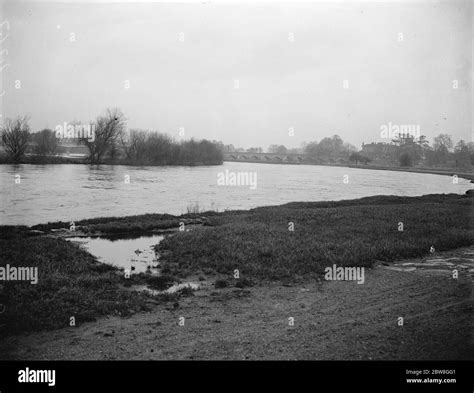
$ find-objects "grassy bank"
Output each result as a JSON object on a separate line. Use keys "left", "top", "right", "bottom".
{"left": 157, "top": 194, "right": 474, "bottom": 281}
{"left": 0, "top": 228, "right": 158, "bottom": 336}
{"left": 1, "top": 193, "right": 472, "bottom": 336}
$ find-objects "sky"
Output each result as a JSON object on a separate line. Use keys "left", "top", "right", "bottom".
{"left": 0, "top": 0, "right": 472, "bottom": 150}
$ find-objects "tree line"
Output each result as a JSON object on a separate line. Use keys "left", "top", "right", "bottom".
{"left": 0, "top": 109, "right": 223, "bottom": 166}
{"left": 1, "top": 112, "right": 471, "bottom": 169}
{"left": 224, "top": 133, "right": 473, "bottom": 169}
{"left": 363, "top": 133, "right": 473, "bottom": 168}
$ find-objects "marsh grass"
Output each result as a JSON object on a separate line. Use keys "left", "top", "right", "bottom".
{"left": 186, "top": 202, "right": 203, "bottom": 214}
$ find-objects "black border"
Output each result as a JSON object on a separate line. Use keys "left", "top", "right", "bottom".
{"left": 0, "top": 361, "right": 472, "bottom": 393}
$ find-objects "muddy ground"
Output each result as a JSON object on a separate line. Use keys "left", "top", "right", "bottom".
{"left": 1, "top": 247, "right": 472, "bottom": 360}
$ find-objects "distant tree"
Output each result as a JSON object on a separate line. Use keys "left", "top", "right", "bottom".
{"left": 398, "top": 151, "right": 413, "bottom": 167}
{"left": 224, "top": 144, "right": 236, "bottom": 153}
{"left": 343, "top": 142, "right": 357, "bottom": 153}
{"left": 146, "top": 132, "right": 174, "bottom": 165}
{"left": 268, "top": 144, "right": 288, "bottom": 154}
{"left": 0, "top": 115, "right": 31, "bottom": 162}
{"left": 121, "top": 129, "right": 148, "bottom": 162}
{"left": 433, "top": 134, "right": 453, "bottom": 151}
{"left": 349, "top": 152, "right": 371, "bottom": 165}
{"left": 388, "top": 133, "right": 422, "bottom": 166}
{"left": 454, "top": 139, "right": 469, "bottom": 153}
{"left": 304, "top": 141, "right": 319, "bottom": 156}
{"left": 212, "top": 140, "right": 225, "bottom": 153}
{"left": 31, "top": 129, "right": 58, "bottom": 156}
{"left": 83, "top": 108, "right": 126, "bottom": 163}
{"left": 428, "top": 134, "right": 453, "bottom": 165}
{"left": 287, "top": 147, "right": 304, "bottom": 154}
{"left": 305, "top": 135, "right": 350, "bottom": 160}
{"left": 454, "top": 139, "right": 471, "bottom": 168}
{"left": 416, "top": 135, "right": 430, "bottom": 150}
{"left": 197, "top": 139, "right": 223, "bottom": 164}
{"left": 319, "top": 135, "right": 344, "bottom": 159}
{"left": 177, "top": 138, "right": 222, "bottom": 165}
{"left": 121, "top": 130, "right": 222, "bottom": 165}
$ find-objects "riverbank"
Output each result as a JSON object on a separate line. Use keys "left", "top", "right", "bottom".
{"left": 0, "top": 155, "right": 223, "bottom": 166}
{"left": 224, "top": 158, "right": 474, "bottom": 182}
{"left": 347, "top": 164, "right": 474, "bottom": 182}
{"left": 1, "top": 244, "right": 472, "bottom": 360}
{"left": 0, "top": 193, "right": 472, "bottom": 343}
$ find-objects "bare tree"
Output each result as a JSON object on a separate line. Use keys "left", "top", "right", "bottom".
{"left": 146, "top": 132, "right": 174, "bottom": 164}
{"left": 83, "top": 108, "right": 126, "bottom": 163}
{"left": 32, "top": 129, "right": 58, "bottom": 156}
{"left": 0, "top": 115, "right": 31, "bottom": 162}
{"left": 432, "top": 133, "right": 453, "bottom": 164}
{"left": 121, "top": 129, "right": 148, "bottom": 162}
{"left": 433, "top": 134, "right": 453, "bottom": 151}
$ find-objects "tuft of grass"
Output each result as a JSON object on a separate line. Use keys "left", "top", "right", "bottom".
{"left": 177, "top": 286, "right": 195, "bottom": 297}
{"left": 235, "top": 277, "right": 253, "bottom": 288}
{"left": 144, "top": 275, "right": 176, "bottom": 291}
{"left": 154, "top": 292, "right": 180, "bottom": 302}
{"left": 186, "top": 202, "right": 203, "bottom": 214}
{"left": 214, "top": 279, "right": 229, "bottom": 289}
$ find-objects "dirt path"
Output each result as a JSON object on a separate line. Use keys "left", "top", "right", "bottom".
{"left": 1, "top": 247, "right": 473, "bottom": 360}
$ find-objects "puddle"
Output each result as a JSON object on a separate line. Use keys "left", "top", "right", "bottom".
{"left": 382, "top": 254, "right": 474, "bottom": 277}
{"left": 67, "top": 233, "right": 200, "bottom": 293}
{"left": 67, "top": 234, "right": 164, "bottom": 274}
{"left": 165, "top": 282, "right": 200, "bottom": 293}
{"left": 131, "top": 282, "right": 200, "bottom": 295}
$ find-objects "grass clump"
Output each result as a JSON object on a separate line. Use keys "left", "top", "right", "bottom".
{"left": 214, "top": 279, "right": 229, "bottom": 289}
{"left": 144, "top": 275, "right": 176, "bottom": 291}
{"left": 177, "top": 286, "right": 195, "bottom": 297}
{"left": 235, "top": 278, "right": 253, "bottom": 288}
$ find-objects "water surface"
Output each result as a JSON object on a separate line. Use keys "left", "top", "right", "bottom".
{"left": 67, "top": 234, "right": 164, "bottom": 273}
{"left": 1, "top": 162, "right": 470, "bottom": 225}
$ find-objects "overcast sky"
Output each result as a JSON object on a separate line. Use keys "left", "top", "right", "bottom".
{"left": 1, "top": 0, "right": 472, "bottom": 149}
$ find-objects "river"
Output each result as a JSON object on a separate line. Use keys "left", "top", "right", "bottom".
{"left": 0, "top": 162, "right": 471, "bottom": 225}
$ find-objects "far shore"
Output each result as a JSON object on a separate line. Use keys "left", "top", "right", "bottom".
{"left": 347, "top": 163, "right": 474, "bottom": 182}
{"left": 224, "top": 158, "right": 474, "bottom": 182}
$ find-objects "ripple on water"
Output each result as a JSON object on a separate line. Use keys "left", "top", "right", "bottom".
{"left": 1, "top": 162, "right": 472, "bottom": 225}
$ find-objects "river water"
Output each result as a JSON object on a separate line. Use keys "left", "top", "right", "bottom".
{"left": 0, "top": 162, "right": 471, "bottom": 225}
